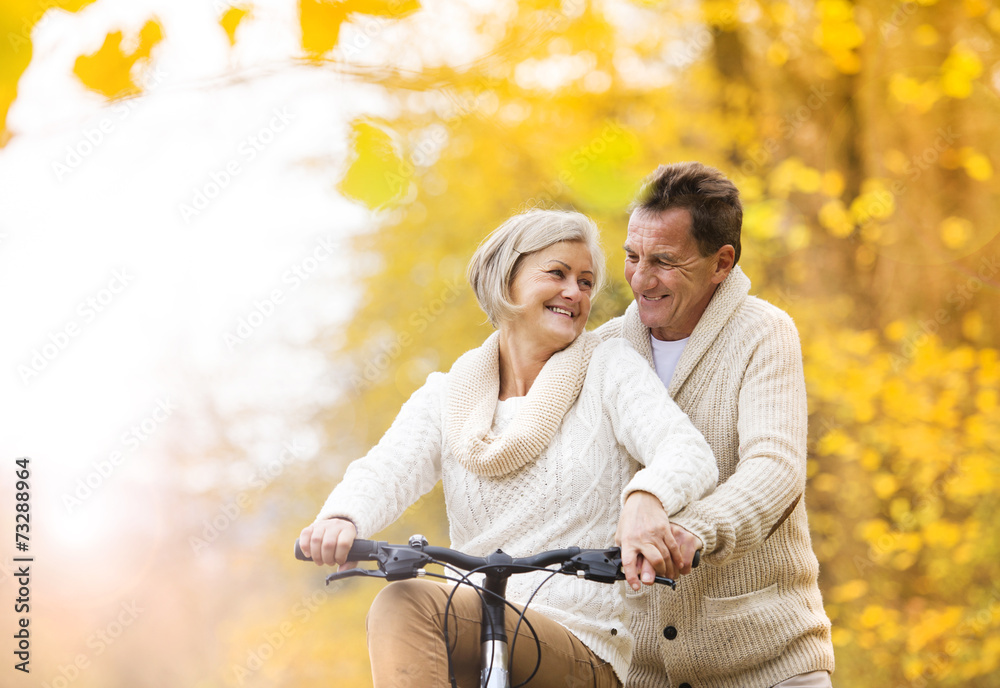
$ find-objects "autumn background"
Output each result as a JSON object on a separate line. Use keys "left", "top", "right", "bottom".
{"left": 1, "top": 0, "right": 998, "bottom": 686}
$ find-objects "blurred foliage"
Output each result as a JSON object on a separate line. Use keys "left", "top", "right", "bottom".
{"left": 221, "top": 6, "right": 252, "bottom": 48}
{"left": 4, "top": 0, "right": 1000, "bottom": 686}
{"left": 73, "top": 19, "right": 163, "bottom": 98}
{"left": 0, "top": 0, "right": 96, "bottom": 144}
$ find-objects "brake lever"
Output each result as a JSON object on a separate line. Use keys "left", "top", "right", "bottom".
{"left": 565, "top": 548, "right": 677, "bottom": 589}
{"left": 325, "top": 568, "right": 388, "bottom": 585}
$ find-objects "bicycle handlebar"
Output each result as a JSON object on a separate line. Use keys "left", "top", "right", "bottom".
{"left": 294, "top": 535, "right": 693, "bottom": 587}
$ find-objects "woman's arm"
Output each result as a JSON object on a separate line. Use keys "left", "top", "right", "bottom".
{"left": 595, "top": 339, "right": 718, "bottom": 584}
{"left": 598, "top": 340, "right": 718, "bottom": 515}
{"left": 306, "top": 372, "right": 447, "bottom": 561}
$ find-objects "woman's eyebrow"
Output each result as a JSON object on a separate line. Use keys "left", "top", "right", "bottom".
{"left": 546, "top": 259, "right": 593, "bottom": 275}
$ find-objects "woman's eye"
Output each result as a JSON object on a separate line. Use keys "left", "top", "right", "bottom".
{"left": 580, "top": 280, "right": 593, "bottom": 289}
{"left": 548, "top": 269, "right": 564, "bottom": 277}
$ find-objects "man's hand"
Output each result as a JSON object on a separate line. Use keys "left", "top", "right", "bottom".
{"left": 670, "top": 523, "right": 703, "bottom": 575}
{"left": 298, "top": 518, "right": 358, "bottom": 568}
{"left": 617, "top": 491, "right": 681, "bottom": 590}
{"left": 617, "top": 492, "right": 705, "bottom": 590}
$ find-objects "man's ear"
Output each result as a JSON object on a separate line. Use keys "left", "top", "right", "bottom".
{"left": 711, "top": 245, "right": 736, "bottom": 284}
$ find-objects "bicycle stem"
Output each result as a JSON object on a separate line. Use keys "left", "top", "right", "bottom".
{"left": 481, "top": 571, "right": 511, "bottom": 688}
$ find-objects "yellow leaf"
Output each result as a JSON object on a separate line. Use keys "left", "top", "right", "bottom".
{"left": 300, "top": 0, "right": 420, "bottom": 56}
{"left": 820, "top": 170, "right": 844, "bottom": 196}
{"left": 873, "top": 472, "right": 898, "bottom": 499}
{"left": 939, "top": 216, "right": 973, "bottom": 249}
{"left": 860, "top": 604, "right": 887, "bottom": 628}
{"left": 831, "top": 579, "right": 868, "bottom": 603}
{"left": 831, "top": 627, "right": 852, "bottom": 647}
{"left": 914, "top": 24, "right": 939, "bottom": 46}
{"left": 964, "top": 0, "right": 989, "bottom": 17}
{"left": 962, "top": 151, "right": 993, "bottom": 181}
{"left": 923, "top": 520, "right": 961, "bottom": 548}
{"left": 962, "top": 311, "right": 984, "bottom": 340}
{"left": 884, "top": 320, "right": 906, "bottom": 342}
{"left": 818, "top": 199, "right": 853, "bottom": 237}
{"left": 300, "top": 0, "right": 349, "bottom": 56}
{"left": 221, "top": 7, "right": 251, "bottom": 47}
{"left": 73, "top": 20, "right": 164, "bottom": 99}
{"left": 766, "top": 42, "right": 789, "bottom": 66}
{"left": 337, "top": 120, "right": 408, "bottom": 209}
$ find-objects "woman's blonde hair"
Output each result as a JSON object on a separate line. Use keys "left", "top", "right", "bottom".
{"left": 467, "top": 209, "right": 605, "bottom": 327}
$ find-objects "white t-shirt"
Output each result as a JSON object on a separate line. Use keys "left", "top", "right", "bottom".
{"left": 650, "top": 335, "right": 689, "bottom": 388}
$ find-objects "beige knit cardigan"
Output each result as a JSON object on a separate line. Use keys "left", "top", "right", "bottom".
{"left": 596, "top": 266, "right": 835, "bottom": 688}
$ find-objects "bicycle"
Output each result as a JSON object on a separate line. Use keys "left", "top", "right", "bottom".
{"left": 294, "top": 535, "right": 698, "bottom": 688}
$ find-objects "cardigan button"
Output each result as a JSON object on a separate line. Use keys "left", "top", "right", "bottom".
{"left": 610, "top": 628, "right": 617, "bottom": 636}
{"left": 679, "top": 684, "right": 692, "bottom": 688}
{"left": 663, "top": 625, "right": 678, "bottom": 640}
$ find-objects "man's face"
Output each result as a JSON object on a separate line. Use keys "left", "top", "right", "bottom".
{"left": 623, "top": 207, "right": 734, "bottom": 341}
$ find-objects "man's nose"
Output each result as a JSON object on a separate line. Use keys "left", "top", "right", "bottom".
{"left": 631, "top": 262, "right": 655, "bottom": 292}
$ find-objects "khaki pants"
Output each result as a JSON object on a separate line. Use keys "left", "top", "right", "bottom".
{"left": 366, "top": 579, "right": 620, "bottom": 688}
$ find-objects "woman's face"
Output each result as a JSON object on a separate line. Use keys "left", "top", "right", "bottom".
{"left": 504, "top": 240, "right": 595, "bottom": 354}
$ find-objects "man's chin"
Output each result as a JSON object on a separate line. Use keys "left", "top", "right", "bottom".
{"left": 636, "top": 302, "right": 667, "bottom": 329}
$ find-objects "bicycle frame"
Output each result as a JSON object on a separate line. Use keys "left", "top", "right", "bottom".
{"left": 295, "top": 535, "right": 684, "bottom": 688}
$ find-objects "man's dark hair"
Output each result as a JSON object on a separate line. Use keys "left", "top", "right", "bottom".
{"left": 632, "top": 162, "right": 742, "bottom": 264}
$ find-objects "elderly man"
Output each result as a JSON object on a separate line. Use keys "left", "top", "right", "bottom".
{"left": 600, "top": 162, "right": 835, "bottom": 688}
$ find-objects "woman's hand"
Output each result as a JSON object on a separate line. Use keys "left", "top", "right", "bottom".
{"left": 617, "top": 491, "right": 683, "bottom": 588}
{"left": 298, "top": 518, "right": 358, "bottom": 568}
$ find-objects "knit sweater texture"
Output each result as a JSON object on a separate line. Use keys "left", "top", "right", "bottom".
{"left": 596, "top": 266, "right": 836, "bottom": 688}
{"left": 317, "top": 336, "right": 718, "bottom": 683}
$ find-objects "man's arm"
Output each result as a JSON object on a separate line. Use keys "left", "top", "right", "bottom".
{"left": 670, "top": 312, "right": 807, "bottom": 565}
{"left": 621, "top": 311, "right": 807, "bottom": 573}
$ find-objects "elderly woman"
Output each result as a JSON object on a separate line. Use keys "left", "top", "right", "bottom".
{"left": 299, "top": 209, "right": 717, "bottom": 687}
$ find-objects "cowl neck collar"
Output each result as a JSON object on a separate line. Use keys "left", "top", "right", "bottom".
{"left": 445, "top": 330, "right": 601, "bottom": 477}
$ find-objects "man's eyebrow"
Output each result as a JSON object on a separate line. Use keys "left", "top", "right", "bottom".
{"left": 622, "top": 245, "right": 676, "bottom": 262}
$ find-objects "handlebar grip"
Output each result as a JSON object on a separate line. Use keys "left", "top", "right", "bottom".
{"left": 294, "top": 538, "right": 384, "bottom": 562}
{"left": 347, "top": 539, "right": 381, "bottom": 560}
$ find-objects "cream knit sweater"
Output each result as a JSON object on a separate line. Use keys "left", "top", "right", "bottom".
{"left": 317, "top": 337, "right": 718, "bottom": 683}
{"left": 596, "top": 266, "right": 835, "bottom": 688}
